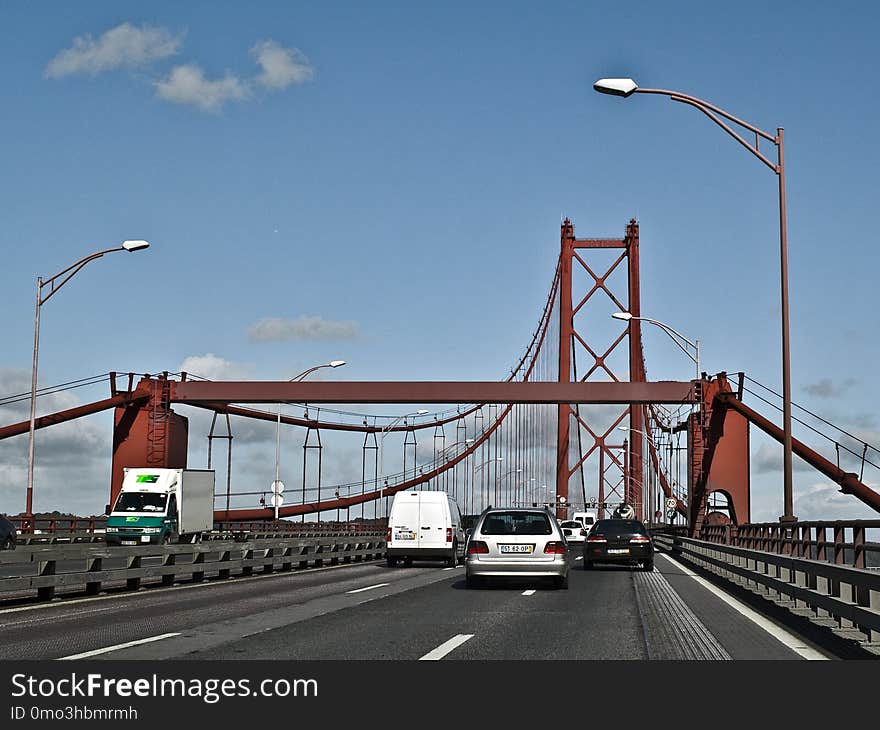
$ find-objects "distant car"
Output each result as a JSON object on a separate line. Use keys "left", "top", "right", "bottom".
{"left": 559, "top": 520, "right": 586, "bottom": 545}
{"left": 0, "top": 515, "right": 17, "bottom": 550}
{"left": 583, "top": 518, "right": 653, "bottom": 571}
{"left": 465, "top": 507, "right": 569, "bottom": 589}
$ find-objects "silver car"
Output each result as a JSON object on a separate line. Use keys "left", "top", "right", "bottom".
{"left": 465, "top": 507, "right": 569, "bottom": 589}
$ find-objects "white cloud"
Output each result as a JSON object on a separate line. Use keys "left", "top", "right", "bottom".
{"left": 753, "top": 443, "right": 814, "bottom": 474}
{"left": 46, "top": 22, "right": 182, "bottom": 78}
{"left": 180, "top": 354, "right": 252, "bottom": 381}
{"left": 248, "top": 316, "right": 359, "bottom": 343}
{"left": 791, "top": 481, "right": 880, "bottom": 522}
{"left": 801, "top": 377, "right": 857, "bottom": 399}
{"left": 251, "top": 40, "right": 314, "bottom": 90}
{"left": 155, "top": 64, "right": 251, "bottom": 112}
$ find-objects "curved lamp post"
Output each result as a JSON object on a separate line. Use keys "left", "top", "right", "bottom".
{"left": 25, "top": 240, "right": 151, "bottom": 521}
{"left": 594, "top": 77, "right": 795, "bottom": 525}
{"left": 612, "top": 312, "right": 700, "bottom": 381}
{"left": 274, "top": 360, "right": 346, "bottom": 520}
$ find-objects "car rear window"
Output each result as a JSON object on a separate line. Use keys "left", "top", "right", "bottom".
{"left": 481, "top": 512, "right": 552, "bottom": 535}
{"left": 591, "top": 519, "right": 647, "bottom": 536}
{"left": 560, "top": 521, "right": 581, "bottom": 528}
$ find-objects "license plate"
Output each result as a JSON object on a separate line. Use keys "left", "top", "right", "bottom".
{"left": 499, "top": 544, "right": 534, "bottom": 554}
{"left": 121, "top": 540, "right": 137, "bottom": 546}
{"left": 607, "top": 548, "right": 629, "bottom": 554}
{"left": 394, "top": 532, "right": 416, "bottom": 541}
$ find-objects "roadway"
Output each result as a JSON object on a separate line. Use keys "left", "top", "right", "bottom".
{"left": 0, "top": 548, "right": 834, "bottom": 661}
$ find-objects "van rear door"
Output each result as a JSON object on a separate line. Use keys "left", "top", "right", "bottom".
{"left": 418, "top": 497, "right": 448, "bottom": 549}
{"left": 391, "top": 494, "right": 420, "bottom": 547}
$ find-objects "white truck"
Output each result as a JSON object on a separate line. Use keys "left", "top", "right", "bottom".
{"left": 105, "top": 468, "right": 215, "bottom": 546}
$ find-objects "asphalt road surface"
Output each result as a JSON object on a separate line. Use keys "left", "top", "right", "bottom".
{"left": 0, "top": 550, "right": 830, "bottom": 660}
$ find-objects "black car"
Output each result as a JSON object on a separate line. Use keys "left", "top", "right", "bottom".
{"left": 583, "top": 518, "right": 653, "bottom": 571}
{"left": 0, "top": 515, "right": 17, "bottom": 550}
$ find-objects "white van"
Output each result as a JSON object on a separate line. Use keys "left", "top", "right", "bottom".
{"left": 572, "top": 510, "right": 598, "bottom": 532}
{"left": 386, "top": 490, "right": 466, "bottom": 567}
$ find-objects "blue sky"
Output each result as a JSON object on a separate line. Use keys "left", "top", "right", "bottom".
{"left": 1, "top": 1, "right": 878, "bottom": 522}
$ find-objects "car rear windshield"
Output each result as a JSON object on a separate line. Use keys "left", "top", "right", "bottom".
{"left": 560, "top": 521, "right": 581, "bottom": 528}
{"left": 480, "top": 512, "right": 552, "bottom": 535}
{"left": 591, "top": 519, "right": 647, "bottom": 536}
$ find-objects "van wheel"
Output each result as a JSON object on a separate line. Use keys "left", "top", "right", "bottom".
{"left": 3, "top": 536, "right": 15, "bottom": 551}
{"left": 583, "top": 560, "right": 593, "bottom": 570}
{"left": 642, "top": 560, "right": 654, "bottom": 572}
{"left": 402, "top": 557, "right": 412, "bottom": 568}
{"left": 386, "top": 556, "right": 397, "bottom": 567}
{"left": 446, "top": 542, "right": 457, "bottom": 567}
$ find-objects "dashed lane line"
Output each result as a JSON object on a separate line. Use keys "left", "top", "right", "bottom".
{"left": 58, "top": 633, "right": 181, "bottom": 660}
{"left": 419, "top": 634, "right": 474, "bottom": 660}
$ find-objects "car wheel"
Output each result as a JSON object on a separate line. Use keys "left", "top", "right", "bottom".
{"left": 446, "top": 542, "right": 457, "bottom": 568}
{"left": 643, "top": 560, "right": 654, "bottom": 572}
{"left": 160, "top": 533, "right": 171, "bottom": 546}
{"left": 386, "top": 556, "right": 398, "bottom": 568}
{"left": 555, "top": 574, "right": 569, "bottom": 590}
{"left": 3, "top": 536, "right": 15, "bottom": 551}
{"left": 402, "top": 557, "right": 412, "bottom": 568}
{"left": 465, "top": 572, "right": 482, "bottom": 588}
{"left": 583, "top": 560, "right": 593, "bottom": 570}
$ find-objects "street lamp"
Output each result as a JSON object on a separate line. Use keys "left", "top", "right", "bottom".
{"left": 472, "top": 456, "right": 503, "bottom": 513}
{"left": 25, "top": 240, "right": 151, "bottom": 520}
{"left": 274, "top": 360, "right": 346, "bottom": 520}
{"left": 378, "top": 409, "right": 429, "bottom": 520}
{"left": 595, "top": 76, "right": 796, "bottom": 525}
{"left": 612, "top": 312, "right": 700, "bottom": 381}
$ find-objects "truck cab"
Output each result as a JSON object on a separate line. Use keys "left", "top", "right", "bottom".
{"left": 105, "top": 468, "right": 214, "bottom": 546}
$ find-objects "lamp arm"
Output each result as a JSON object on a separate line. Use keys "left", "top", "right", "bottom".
{"left": 636, "top": 89, "right": 778, "bottom": 174}
{"left": 39, "top": 247, "right": 123, "bottom": 306}
{"left": 638, "top": 317, "right": 698, "bottom": 365}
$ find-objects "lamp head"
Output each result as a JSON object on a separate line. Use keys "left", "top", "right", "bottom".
{"left": 415, "top": 409, "right": 429, "bottom": 415}
{"left": 593, "top": 78, "right": 638, "bottom": 97}
{"left": 122, "top": 240, "right": 150, "bottom": 252}
{"left": 612, "top": 311, "right": 633, "bottom": 321}
{"left": 328, "top": 360, "right": 346, "bottom": 368}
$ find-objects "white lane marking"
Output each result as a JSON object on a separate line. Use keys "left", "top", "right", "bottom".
{"left": 419, "top": 634, "right": 474, "bottom": 660}
{"left": 346, "top": 582, "right": 390, "bottom": 594}
{"left": 658, "top": 553, "right": 828, "bottom": 661}
{"left": 442, "top": 567, "right": 454, "bottom": 571}
{"left": 58, "top": 632, "right": 180, "bottom": 660}
{"left": 522, "top": 589, "right": 536, "bottom": 596}
{"left": 575, "top": 556, "right": 583, "bottom": 561}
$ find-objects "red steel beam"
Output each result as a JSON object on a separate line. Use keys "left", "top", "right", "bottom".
{"left": 717, "top": 392, "right": 880, "bottom": 514}
{"left": 0, "top": 393, "right": 149, "bottom": 440}
{"left": 172, "top": 380, "right": 696, "bottom": 405}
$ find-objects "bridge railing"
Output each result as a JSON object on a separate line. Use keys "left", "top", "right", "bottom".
{"left": 0, "top": 533, "right": 387, "bottom": 603}
{"left": 700, "top": 520, "right": 880, "bottom": 570}
{"left": 6, "top": 518, "right": 386, "bottom": 544}
{"left": 653, "top": 531, "right": 880, "bottom": 651}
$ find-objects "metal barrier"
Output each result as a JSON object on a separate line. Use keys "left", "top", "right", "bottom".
{"left": 0, "top": 534, "right": 386, "bottom": 603}
{"left": 654, "top": 533, "right": 880, "bottom": 652}
{"left": 700, "top": 520, "right": 880, "bottom": 568}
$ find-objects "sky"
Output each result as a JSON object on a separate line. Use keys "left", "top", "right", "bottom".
{"left": 1, "top": 1, "right": 879, "bottom": 523}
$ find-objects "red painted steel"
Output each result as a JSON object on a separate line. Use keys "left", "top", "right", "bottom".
{"left": 717, "top": 391, "right": 880, "bottom": 514}
{"left": 171, "top": 380, "right": 694, "bottom": 405}
{"left": 0, "top": 392, "right": 148, "bottom": 440}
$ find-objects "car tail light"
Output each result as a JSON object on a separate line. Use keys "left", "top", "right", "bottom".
{"left": 543, "top": 541, "right": 566, "bottom": 554}
{"left": 630, "top": 535, "right": 651, "bottom": 544}
{"left": 467, "top": 540, "right": 489, "bottom": 555}
{"left": 446, "top": 527, "right": 453, "bottom": 543}
{"left": 586, "top": 535, "right": 607, "bottom": 543}
{"left": 386, "top": 527, "right": 392, "bottom": 542}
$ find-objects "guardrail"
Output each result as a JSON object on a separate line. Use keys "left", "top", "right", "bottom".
{"left": 5, "top": 518, "right": 386, "bottom": 545}
{"left": 700, "top": 520, "right": 880, "bottom": 568}
{"left": 0, "top": 534, "right": 387, "bottom": 603}
{"left": 653, "top": 533, "right": 880, "bottom": 652}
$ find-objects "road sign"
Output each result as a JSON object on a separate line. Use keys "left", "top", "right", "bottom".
{"left": 271, "top": 494, "right": 284, "bottom": 508}
{"left": 665, "top": 497, "right": 676, "bottom": 509}
{"left": 666, "top": 508, "right": 676, "bottom": 519}
{"left": 271, "top": 480, "right": 285, "bottom": 495}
